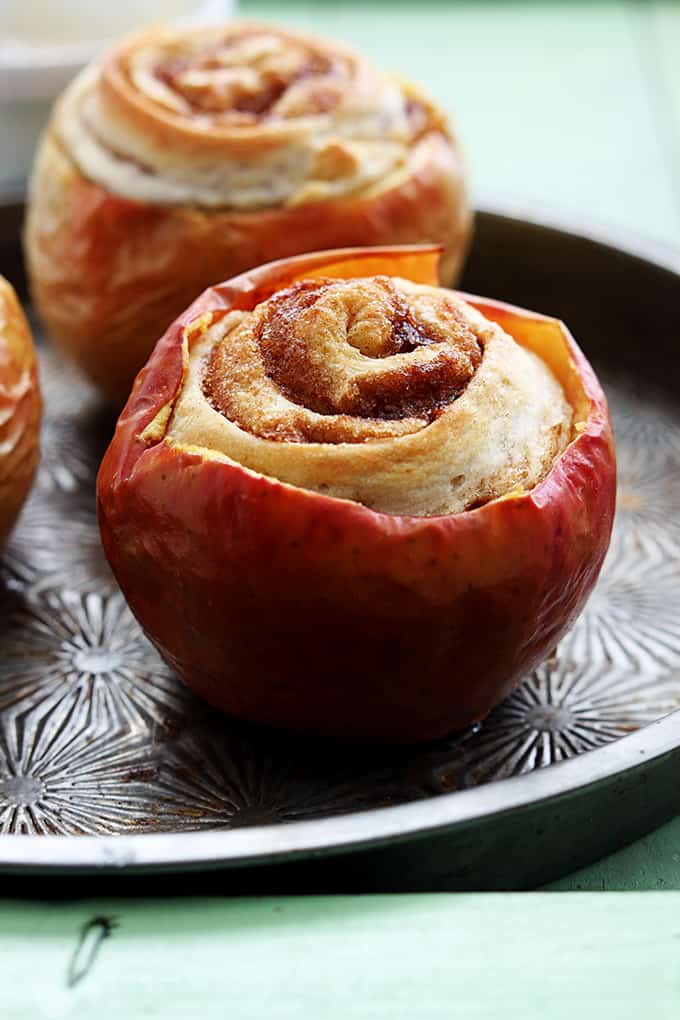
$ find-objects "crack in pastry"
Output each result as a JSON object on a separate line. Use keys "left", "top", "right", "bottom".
{"left": 168, "top": 276, "right": 573, "bottom": 516}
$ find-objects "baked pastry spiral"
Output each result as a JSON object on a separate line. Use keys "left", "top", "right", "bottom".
{"left": 98, "top": 246, "right": 615, "bottom": 743}
{"left": 172, "top": 274, "right": 572, "bottom": 516}
{"left": 0, "top": 279, "right": 41, "bottom": 545}
{"left": 25, "top": 21, "right": 470, "bottom": 404}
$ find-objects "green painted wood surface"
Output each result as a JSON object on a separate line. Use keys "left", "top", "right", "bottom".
{"left": 245, "top": 0, "right": 680, "bottom": 247}
{"left": 1, "top": 894, "right": 680, "bottom": 1017}
{"left": 547, "top": 814, "right": 680, "bottom": 891}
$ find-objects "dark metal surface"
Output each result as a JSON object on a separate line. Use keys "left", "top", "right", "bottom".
{"left": 0, "top": 204, "right": 679, "bottom": 887}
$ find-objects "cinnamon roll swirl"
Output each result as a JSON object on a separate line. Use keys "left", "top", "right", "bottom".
{"left": 172, "top": 274, "right": 572, "bottom": 516}
{"left": 25, "top": 21, "right": 470, "bottom": 403}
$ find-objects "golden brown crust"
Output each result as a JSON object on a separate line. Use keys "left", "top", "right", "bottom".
{"left": 204, "top": 276, "right": 483, "bottom": 442}
{"left": 25, "top": 21, "right": 471, "bottom": 404}
{"left": 99, "top": 22, "right": 389, "bottom": 146}
{"left": 0, "top": 279, "right": 41, "bottom": 544}
{"left": 167, "top": 275, "right": 573, "bottom": 517}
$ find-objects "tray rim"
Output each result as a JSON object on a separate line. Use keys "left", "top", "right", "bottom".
{"left": 477, "top": 196, "right": 680, "bottom": 274}
{"left": 1, "top": 203, "right": 680, "bottom": 874}
{"left": 0, "top": 711, "right": 678, "bottom": 872}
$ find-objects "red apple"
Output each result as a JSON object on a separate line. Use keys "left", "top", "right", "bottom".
{"left": 97, "top": 246, "right": 616, "bottom": 744}
{"left": 0, "top": 278, "right": 41, "bottom": 546}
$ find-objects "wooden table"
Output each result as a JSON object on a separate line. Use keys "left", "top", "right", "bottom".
{"left": 2, "top": 894, "right": 680, "bottom": 1017}
{"left": 2, "top": 2, "right": 680, "bottom": 1014}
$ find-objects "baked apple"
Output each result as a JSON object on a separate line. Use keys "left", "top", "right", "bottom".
{"left": 97, "top": 246, "right": 616, "bottom": 744}
{"left": 25, "top": 21, "right": 470, "bottom": 404}
{"left": 0, "top": 278, "right": 41, "bottom": 546}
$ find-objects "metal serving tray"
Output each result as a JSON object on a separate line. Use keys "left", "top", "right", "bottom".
{"left": 0, "top": 204, "right": 679, "bottom": 889}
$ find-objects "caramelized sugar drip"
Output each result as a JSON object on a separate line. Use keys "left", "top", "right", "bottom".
{"left": 203, "top": 277, "right": 483, "bottom": 444}
{"left": 138, "top": 30, "right": 354, "bottom": 126}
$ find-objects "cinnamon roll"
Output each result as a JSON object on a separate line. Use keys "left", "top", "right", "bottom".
{"left": 0, "top": 279, "right": 41, "bottom": 545}
{"left": 97, "top": 246, "right": 616, "bottom": 743}
{"left": 25, "top": 21, "right": 470, "bottom": 404}
{"left": 174, "top": 273, "right": 571, "bottom": 517}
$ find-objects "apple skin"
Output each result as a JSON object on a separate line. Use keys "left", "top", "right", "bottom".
{"left": 97, "top": 246, "right": 616, "bottom": 744}
{"left": 0, "top": 278, "right": 41, "bottom": 547}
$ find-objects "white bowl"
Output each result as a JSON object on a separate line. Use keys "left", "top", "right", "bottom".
{"left": 0, "top": 0, "right": 235, "bottom": 198}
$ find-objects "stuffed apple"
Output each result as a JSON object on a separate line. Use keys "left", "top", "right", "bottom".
{"left": 97, "top": 246, "right": 616, "bottom": 743}
{"left": 25, "top": 21, "right": 470, "bottom": 404}
{"left": 0, "top": 278, "right": 41, "bottom": 546}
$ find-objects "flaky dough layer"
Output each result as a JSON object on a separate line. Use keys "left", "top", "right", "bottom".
{"left": 59, "top": 23, "right": 428, "bottom": 210}
{"left": 167, "top": 277, "right": 573, "bottom": 517}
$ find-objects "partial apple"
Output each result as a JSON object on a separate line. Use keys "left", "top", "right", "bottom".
{"left": 0, "top": 278, "right": 41, "bottom": 546}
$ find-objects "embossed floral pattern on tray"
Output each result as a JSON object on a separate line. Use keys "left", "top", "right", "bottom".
{"left": 0, "top": 348, "right": 679, "bottom": 835}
